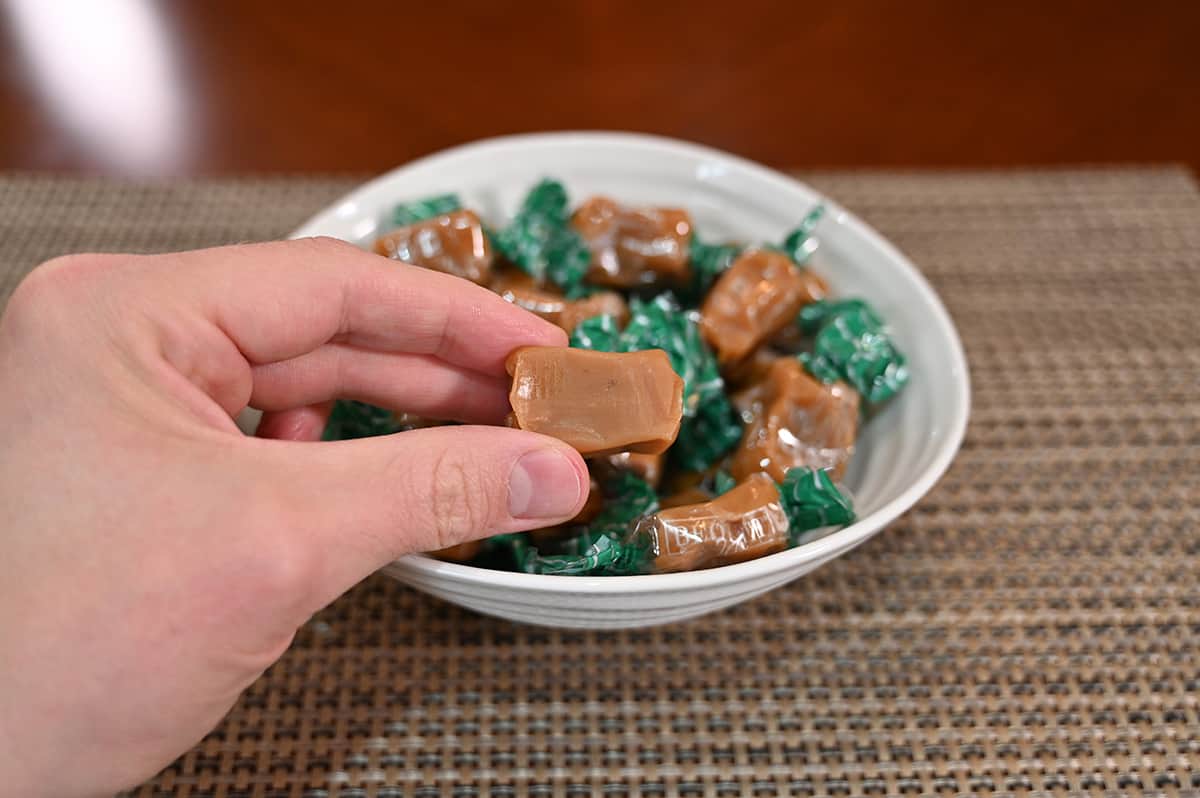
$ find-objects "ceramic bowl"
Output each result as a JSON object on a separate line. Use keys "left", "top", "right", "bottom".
{"left": 290, "top": 132, "right": 969, "bottom": 629}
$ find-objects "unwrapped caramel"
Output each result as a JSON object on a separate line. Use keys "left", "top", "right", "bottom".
{"left": 374, "top": 209, "right": 493, "bottom": 284}
{"left": 491, "top": 270, "right": 629, "bottom": 334}
{"left": 632, "top": 473, "right": 790, "bottom": 573}
{"left": 731, "top": 358, "right": 859, "bottom": 482}
{"left": 700, "top": 249, "right": 828, "bottom": 365}
{"left": 571, "top": 196, "right": 693, "bottom": 287}
{"left": 506, "top": 346, "right": 683, "bottom": 456}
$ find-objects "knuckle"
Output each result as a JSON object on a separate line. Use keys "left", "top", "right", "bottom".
{"left": 427, "top": 449, "right": 493, "bottom": 549}
{"left": 238, "top": 494, "right": 323, "bottom": 603}
{"left": 253, "top": 532, "right": 321, "bottom": 601}
{"left": 295, "top": 235, "right": 359, "bottom": 257}
{"left": 3, "top": 254, "right": 121, "bottom": 330}
{"left": 6, "top": 259, "right": 70, "bottom": 316}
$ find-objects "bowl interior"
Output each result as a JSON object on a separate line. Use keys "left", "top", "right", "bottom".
{"left": 291, "top": 132, "right": 969, "bottom": 594}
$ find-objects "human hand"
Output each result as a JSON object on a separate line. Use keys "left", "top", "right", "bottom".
{"left": 0, "top": 238, "right": 588, "bottom": 797}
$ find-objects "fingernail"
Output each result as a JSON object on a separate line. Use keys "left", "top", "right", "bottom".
{"left": 508, "top": 448, "right": 583, "bottom": 519}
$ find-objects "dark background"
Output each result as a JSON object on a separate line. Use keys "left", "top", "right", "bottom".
{"left": 1, "top": 0, "right": 1198, "bottom": 177}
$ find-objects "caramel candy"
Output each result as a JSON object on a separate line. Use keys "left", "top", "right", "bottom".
{"left": 528, "top": 526, "right": 573, "bottom": 546}
{"left": 491, "top": 270, "right": 629, "bottom": 334}
{"left": 601, "top": 451, "right": 664, "bottom": 488}
{"left": 571, "top": 196, "right": 693, "bottom": 287}
{"left": 699, "top": 249, "right": 829, "bottom": 365}
{"left": 573, "top": 475, "right": 605, "bottom": 525}
{"left": 730, "top": 358, "right": 859, "bottom": 482}
{"left": 635, "top": 473, "right": 789, "bottom": 573}
{"left": 506, "top": 346, "right": 683, "bottom": 456}
{"left": 658, "top": 486, "right": 712, "bottom": 509}
{"left": 373, "top": 209, "right": 493, "bottom": 284}
{"left": 724, "top": 348, "right": 782, "bottom": 391}
{"left": 661, "top": 465, "right": 719, "bottom": 497}
{"left": 769, "top": 322, "right": 809, "bottom": 354}
{"left": 431, "top": 539, "right": 485, "bottom": 563}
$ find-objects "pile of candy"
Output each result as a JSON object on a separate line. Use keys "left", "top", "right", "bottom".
{"left": 326, "top": 180, "right": 909, "bottom": 575}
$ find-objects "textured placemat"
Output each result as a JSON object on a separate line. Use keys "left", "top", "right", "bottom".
{"left": 2, "top": 168, "right": 1198, "bottom": 798}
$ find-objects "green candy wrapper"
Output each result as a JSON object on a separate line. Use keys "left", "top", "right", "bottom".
{"left": 798, "top": 299, "right": 909, "bottom": 404}
{"left": 520, "top": 533, "right": 626, "bottom": 576}
{"left": 780, "top": 203, "right": 826, "bottom": 265}
{"left": 568, "top": 313, "right": 622, "bottom": 351}
{"left": 495, "top": 179, "right": 590, "bottom": 298}
{"left": 712, "top": 469, "right": 737, "bottom": 497}
{"left": 570, "top": 295, "right": 724, "bottom": 418}
{"left": 620, "top": 294, "right": 724, "bottom": 419}
{"left": 687, "top": 235, "right": 742, "bottom": 300}
{"left": 522, "top": 471, "right": 659, "bottom": 576}
{"left": 391, "top": 193, "right": 462, "bottom": 228}
{"left": 588, "top": 471, "right": 660, "bottom": 540}
{"left": 777, "top": 467, "right": 855, "bottom": 542}
{"left": 669, "top": 395, "right": 743, "bottom": 473}
{"left": 321, "top": 400, "right": 403, "bottom": 441}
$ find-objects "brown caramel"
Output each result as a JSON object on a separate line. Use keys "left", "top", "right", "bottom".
{"left": 373, "top": 209, "right": 493, "bottom": 284}
{"left": 699, "top": 249, "right": 828, "bottom": 364}
{"left": 573, "top": 474, "right": 605, "bottom": 525}
{"left": 528, "top": 526, "right": 573, "bottom": 546}
{"left": 731, "top": 358, "right": 859, "bottom": 482}
{"left": 636, "top": 473, "right": 789, "bottom": 573}
{"left": 491, "top": 270, "right": 629, "bottom": 334}
{"left": 657, "top": 486, "right": 712, "bottom": 509}
{"left": 724, "top": 348, "right": 782, "bottom": 390}
{"left": 506, "top": 346, "right": 683, "bottom": 456}
{"left": 571, "top": 196, "right": 692, "bottom": 287}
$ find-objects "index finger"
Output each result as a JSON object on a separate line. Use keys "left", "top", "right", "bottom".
{"left": 165, "top": 237, "right": 567, "bottom": 373}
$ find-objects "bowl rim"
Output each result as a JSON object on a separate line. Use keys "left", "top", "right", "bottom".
{"left": 291, "top": 130, "right": 971, "bottom": 594}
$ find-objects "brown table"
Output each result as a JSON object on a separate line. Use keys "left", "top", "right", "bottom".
{"left": 1, "top": 166, "right": 1197, "bottom": 797}
{"left": 2, "top": 1, "right": 1199, "bottom": 177}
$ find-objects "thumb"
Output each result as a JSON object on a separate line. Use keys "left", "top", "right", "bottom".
{"left": 256, "top": 425, "right": 588, "bottom": 604}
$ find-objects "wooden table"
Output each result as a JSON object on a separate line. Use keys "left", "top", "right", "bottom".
{"left": 1, "top": 0, "right": 1198, "bottom": 177}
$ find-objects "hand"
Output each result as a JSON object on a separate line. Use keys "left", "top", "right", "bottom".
{"left": 0, "top": 238, "right": 588, "bottom": 797}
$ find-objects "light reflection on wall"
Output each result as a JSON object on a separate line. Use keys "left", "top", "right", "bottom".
{"left": 5, "top": 0, "right": 187, "bottom": 174}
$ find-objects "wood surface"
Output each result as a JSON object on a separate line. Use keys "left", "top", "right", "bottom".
{"left": 0, "top": 0, "right": 1197, "bottom": 176}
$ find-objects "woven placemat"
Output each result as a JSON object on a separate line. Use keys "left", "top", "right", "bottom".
{"left": 2, "top": 168, "right": 1198, "bottom": 798}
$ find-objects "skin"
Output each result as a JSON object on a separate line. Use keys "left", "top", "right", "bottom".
{"left": 0, "top": 237, "right": 589, "bottom": 797}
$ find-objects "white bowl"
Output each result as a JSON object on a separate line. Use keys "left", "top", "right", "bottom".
{"left": 290, "top": 132, "right": 970, "bottom": 629}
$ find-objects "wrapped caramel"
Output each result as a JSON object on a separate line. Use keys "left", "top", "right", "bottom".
{"left": 731, "top": 358, "right": 859, "bottom": 482}
{"left": 657, "top": 486, "right": 713, "bottom": 509}
{"left": 723, "top": 347, "right": 782, "bottom": 390}
{"left": 491, "top": 270, "right": 629, "bottom": 334}
{"left": 631, "top": 473, "right": 790, "bottom": 573}
{"left": 374, "top": 209, "right": 494, "bottom": 284}
{"left": 571, "top": 196, "right": 693, "bottom": 287}
{"left": 699, "top": 249, "right": 828, "bottom": 365}
{"left": 506, "top": 347, "right": 684, "bottom": 456}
